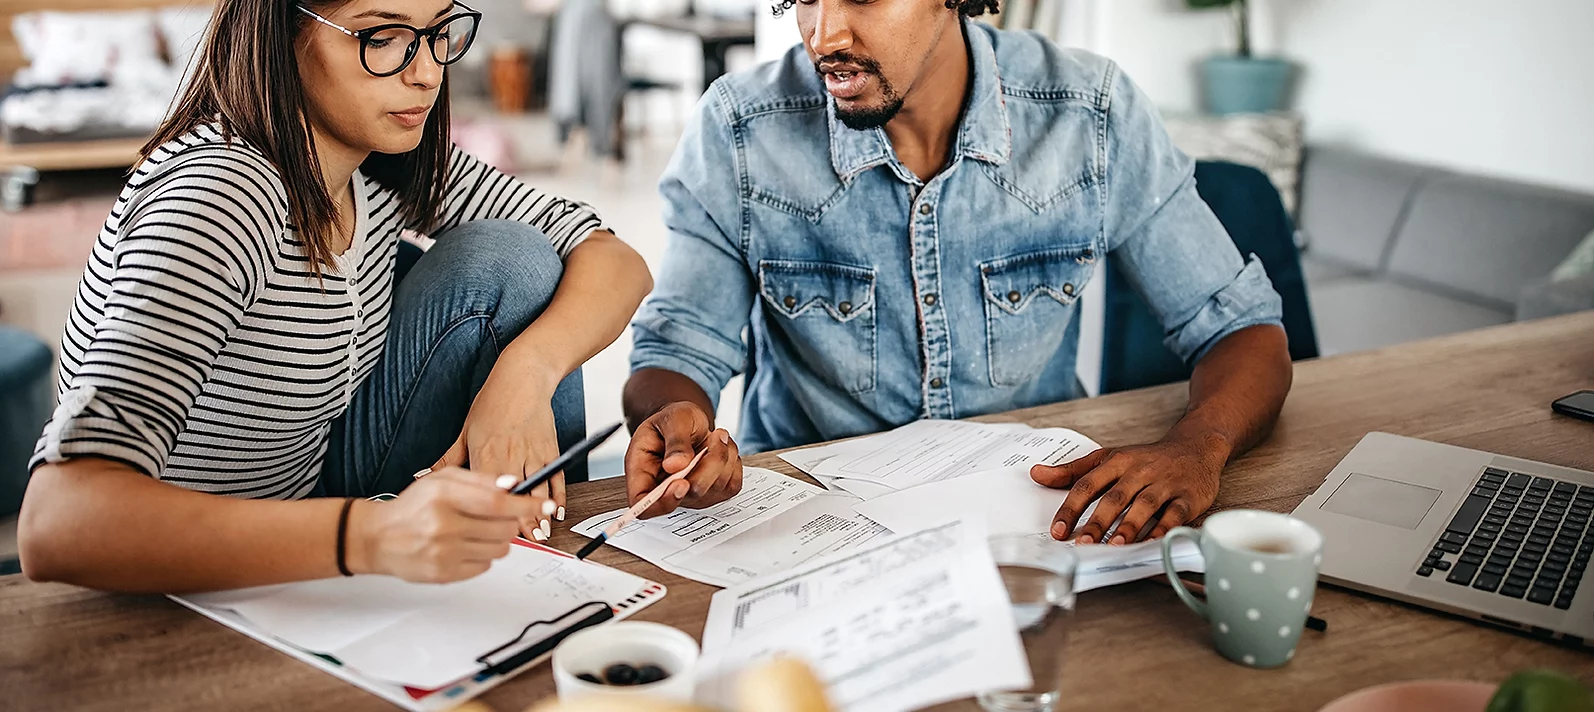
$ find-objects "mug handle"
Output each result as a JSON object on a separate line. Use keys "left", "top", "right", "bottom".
{"left": 1161, "top": 526, "right": 1207, "bottom": 619}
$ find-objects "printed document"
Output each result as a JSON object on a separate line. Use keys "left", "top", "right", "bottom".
{"left": 571, "top": 468, "right": 891, "bottom": 587}
{"left": 852, "top": 468, "right": 1205, "bottom": 590}
{"left": 698, "top": 519, "right": 1030, "bottom": 712}
{"left": 785, "top": 420, "right": 1101, "bottom": 492}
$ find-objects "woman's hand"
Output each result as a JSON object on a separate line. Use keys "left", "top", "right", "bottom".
{"left": 433, "top": 361, "right": 564, "bottom": 541}
{"left": 348, "top": 467, "right": 554, "bottom": 583}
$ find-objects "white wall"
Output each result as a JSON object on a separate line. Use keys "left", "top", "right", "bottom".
{"left": 1075, "top": 0, "right": 1594, "bottom": 194}
{"left": 1280, "top": 0, "right": 1594, "bottom": 194}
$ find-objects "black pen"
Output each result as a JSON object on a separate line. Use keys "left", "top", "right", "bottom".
{"left": 508, "top": 422, "right": 624, "bottom": 497}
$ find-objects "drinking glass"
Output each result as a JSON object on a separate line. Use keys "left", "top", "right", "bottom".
{"left": 978, "top": 534, "right": 1078, "bottom": 712}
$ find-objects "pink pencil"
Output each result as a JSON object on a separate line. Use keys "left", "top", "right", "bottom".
{"left": 575, "top": 448, "right": 709, "bottom": 560}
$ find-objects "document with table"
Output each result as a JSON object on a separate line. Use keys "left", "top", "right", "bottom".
{"left": 698, "top": 518, "right": 1031, "bottom": 712}
{"left": 571, "top": 468, "right": 891, "bottom": 587}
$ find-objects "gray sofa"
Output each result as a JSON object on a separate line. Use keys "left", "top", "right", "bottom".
{"left": 1297, "top": 148, "right": 1594, "bottom": 356}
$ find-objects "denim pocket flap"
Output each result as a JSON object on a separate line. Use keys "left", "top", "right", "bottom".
{"left": 980, "top": 246, "right": 1096, "bottom": 316}
{"left": 759, "top": 260, "right": 877, "bottom": 323}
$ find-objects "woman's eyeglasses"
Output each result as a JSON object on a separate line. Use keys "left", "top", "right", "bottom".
{"left": 297, "top": 2, "right": 482, "bottom": 78}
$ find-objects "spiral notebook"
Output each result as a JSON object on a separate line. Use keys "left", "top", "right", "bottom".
{"left": 173, "top": 539, "right": 665, "bottom": 711}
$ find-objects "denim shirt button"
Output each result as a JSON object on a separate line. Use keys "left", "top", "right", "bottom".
{"left": 922, "top": 293, "right": 937, "bottom": 307}
{"left": 784, "top": 295, "right": 797, "bottom": 309}
{"left": 838, "top": 301, "right": 853, "bottom": 315}
{"left": 930, "top": 377, "right": 945, "bottom": 389}
{"left": 1007, "top": 290, "right": 1022, "bottom": 304}
{"left": 918, "top": 203, "right": 933, "bottom": 215}
{"left": 1062, "top": 283, "right": 1075, "bottom": 296}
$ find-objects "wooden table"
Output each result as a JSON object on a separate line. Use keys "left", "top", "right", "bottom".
{"left": 5, "top": 312, "right": 1594, "bottom": 711}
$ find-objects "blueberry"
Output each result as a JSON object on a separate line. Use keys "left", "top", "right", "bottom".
{"left": 604, "top": 663, "right": 640, "bottom": 686}
{"left": 636, "top": 664, "right": 669, "bottom": 684}
{"left": 576, "top": 672, "right": 601, "bottom": 684}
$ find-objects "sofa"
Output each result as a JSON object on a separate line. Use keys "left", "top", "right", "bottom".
{"left": 1296, "top": 148, "right": 1594, "bottom": 356}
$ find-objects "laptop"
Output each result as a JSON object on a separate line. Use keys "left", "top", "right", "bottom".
{"left": 1292, "top": 432, "right": 1594, "bottom": 645}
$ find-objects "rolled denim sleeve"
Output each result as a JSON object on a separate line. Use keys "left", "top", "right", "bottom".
{"left": 1099, "top": 63, "right": 1284, "bottom": 365}
{"left": 630, "top": 86, "right": 754, "bottom": 409}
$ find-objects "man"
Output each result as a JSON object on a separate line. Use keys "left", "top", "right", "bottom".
{"left": 621, "top": 0, "right": 1293, "bottom": 545}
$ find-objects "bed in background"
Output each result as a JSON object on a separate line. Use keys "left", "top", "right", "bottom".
{"left": 0, "top": 0, "right": 209, "bottom": 173}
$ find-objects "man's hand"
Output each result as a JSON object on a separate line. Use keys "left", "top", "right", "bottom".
{"left": 1030, "top": 437, "right": 1228, "bottom": 545}
{"left": 624, "top": 402, "right": 744, "bottom": 518}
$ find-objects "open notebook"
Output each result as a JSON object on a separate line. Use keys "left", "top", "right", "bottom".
{"left": 174, "top": 539, "right": 665, "bottom": 711}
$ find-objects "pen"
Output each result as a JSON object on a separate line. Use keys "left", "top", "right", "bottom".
{"left": 507, "top": 422, "right": 624, "bottom": 497}
{"left": 575, "top": 447, "right": 710, "bottom": 560}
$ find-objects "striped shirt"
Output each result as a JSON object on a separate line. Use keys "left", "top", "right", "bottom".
{"left": 31, "top": 125, "right": 606, "bottom": 499}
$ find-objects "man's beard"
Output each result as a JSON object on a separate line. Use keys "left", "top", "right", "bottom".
{"left": 816, "top": 53, "right": 903, "bottom": 131}
{"left": 836, "top": 93, "right": 905, "bottom": 131}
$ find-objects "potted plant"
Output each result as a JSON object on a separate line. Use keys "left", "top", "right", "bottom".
{"left": 1187, "top": 0, "right": 1294, "bottom": 115}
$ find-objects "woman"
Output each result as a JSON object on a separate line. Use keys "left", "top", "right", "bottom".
{"left": 18, "top": 0, "right": 652, "bottom": 592}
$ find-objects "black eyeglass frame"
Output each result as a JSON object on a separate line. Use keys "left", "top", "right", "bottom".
{"left": 296, "top": 2, "right": 483, "bottom": 78}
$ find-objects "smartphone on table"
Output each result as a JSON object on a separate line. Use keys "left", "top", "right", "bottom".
{"left": 1552, "top": 390, "right": 1594, "bottom": 422}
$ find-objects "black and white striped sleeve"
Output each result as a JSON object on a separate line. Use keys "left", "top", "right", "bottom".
{"left": 32, "top": 155, "right": 272, "bottom": 478}
{"left": 435, "top": 146, "right": 607, "bottom": 258}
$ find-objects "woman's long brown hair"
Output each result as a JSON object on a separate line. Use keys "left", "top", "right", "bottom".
{"left": 141, "top": 0, "right": 452, "bottom": 275}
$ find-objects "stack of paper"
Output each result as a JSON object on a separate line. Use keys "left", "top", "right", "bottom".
{"left": 576, "top": 419, "right": 1202, "bottom": 592}
{"left": 698, "top": 518, "right": 1031, "bottom": 712}
{"left": 783, "top": 420, "right": 1204, "bottom": 589}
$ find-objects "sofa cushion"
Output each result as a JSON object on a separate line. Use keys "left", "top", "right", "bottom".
{"left": 1297, "top": 148, "right": 1436, "bottom": 273}
{"left": 1308, "top": 278, "right": 1512, "bottom": 356}
{"left": 1386, "top": 175, "right": 1594, "bottom": 309}
{"left": 1518, "top": 274, "right": 1594, "bottom": 321}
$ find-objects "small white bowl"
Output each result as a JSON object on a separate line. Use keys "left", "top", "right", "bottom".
{"left": 552, "top": 622, "right": 700, "bottom": 702}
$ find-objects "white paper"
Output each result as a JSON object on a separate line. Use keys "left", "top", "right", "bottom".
{"left": 698, "top": 519, "right": 1031, "bottom": 712}
{"left": 852, "top": 469, "right": 1205, "bottom": 592}
{"left": 183, "top": 543, "right": 658, "bottom": 689}
{"left": 572, "top": 468, "right": 892, "bottom": 587}
{"left": 800, "top": 420, "right": 1101, "bottom": 492}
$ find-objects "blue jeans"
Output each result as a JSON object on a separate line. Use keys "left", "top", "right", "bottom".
{"left": 318, "top": 220, "right": 588, "bottom": 498}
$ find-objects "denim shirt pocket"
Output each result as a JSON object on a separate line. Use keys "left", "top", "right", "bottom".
{"left": 979, "top": 246, "right": 1097, "bottom": 388}
{"left": 758, "top": 259, "right": 878, "bottom": 395}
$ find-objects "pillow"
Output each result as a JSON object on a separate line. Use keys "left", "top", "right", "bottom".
{"left": 1551, "top": 230, "right": 1594, "bottom": 282}
{"left": 1163, "top": 112, "right": 1305, "bottom": 215}
{"left": 10, "top": 11, "right": 163, "bottom": 86}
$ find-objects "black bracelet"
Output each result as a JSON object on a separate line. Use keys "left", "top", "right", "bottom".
{"left": 335, "top": 497, "right": 356, "bottom": 577}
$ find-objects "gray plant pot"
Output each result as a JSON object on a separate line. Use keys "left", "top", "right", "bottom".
{"left": 1201, "top": 56, "right": 1295, "bottom": 115}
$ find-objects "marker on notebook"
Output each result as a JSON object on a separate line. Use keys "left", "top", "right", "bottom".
{"left": 576, "top": 447, "right": 710, "bottom": 561}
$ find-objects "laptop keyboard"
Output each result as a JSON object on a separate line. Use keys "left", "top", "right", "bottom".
{"left": 1416, "top": 468, "right": 1593, "bottom": 610}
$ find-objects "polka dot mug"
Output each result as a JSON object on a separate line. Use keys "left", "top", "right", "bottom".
{"left": 1160, "top": 509, "right": 1324, "bottom": 668}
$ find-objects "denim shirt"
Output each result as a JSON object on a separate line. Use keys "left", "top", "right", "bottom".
{"left": 632, "top": 22, "right": 1284, "bottom": 454}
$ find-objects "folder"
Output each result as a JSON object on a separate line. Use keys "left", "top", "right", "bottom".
{"left": 173, "top": 539, "right": 665, "bottom": 711}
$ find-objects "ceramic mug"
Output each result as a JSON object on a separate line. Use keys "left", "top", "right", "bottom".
{"left": 1160, "top": 509, "right": 1324, "bottom": 668}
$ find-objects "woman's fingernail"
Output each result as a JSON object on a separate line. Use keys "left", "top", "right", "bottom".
{"left": 413, "top": 468, "right": 432, "bottom": 479}
{"left": 557, "top": 506, "right": 566, "bottom": 521}
{"left": 1110, "top": 535, "right": 1126, "bottom": 546}
{"left": 1078, "top": 534, "right": 1095, "bottom": 545}
{"left": 540, "top": 520, "right": 552, "bottom": 539}
{"left": 719, "top": 431, "right": 731, "bottom": 445}
{"left": 1051, "top": 522, "right": 1068, "bottom": 539}
{"left": 495, "top": 474, "right": 519, "bottom": 490}
{"left": 541, "top": 500, "right": 557, "bottom": 516}
{"left": 532, "top": 529, "right": 548, "bottom": 541}
{"left": 671, "top": 480, "right": 691, "bottom": 499}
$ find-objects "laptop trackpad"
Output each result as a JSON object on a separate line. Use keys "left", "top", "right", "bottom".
{"left": 1320, "top": 473, "right": 1442, "bottom": 530}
